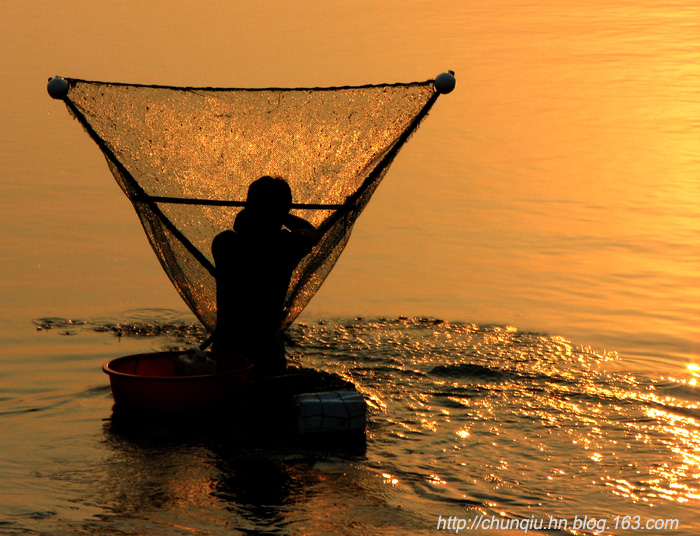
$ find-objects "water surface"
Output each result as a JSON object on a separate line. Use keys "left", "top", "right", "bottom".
{"left": 2, "top": 314, "right": 699, "bottom": 534}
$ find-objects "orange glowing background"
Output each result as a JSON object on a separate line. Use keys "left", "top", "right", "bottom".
{"left": 1, "top": 1, "right": 698, "bottom": 364}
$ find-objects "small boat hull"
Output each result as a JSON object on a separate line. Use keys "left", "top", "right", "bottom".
{"left": 103, "top": 352, "right": 366, "bottom": 438}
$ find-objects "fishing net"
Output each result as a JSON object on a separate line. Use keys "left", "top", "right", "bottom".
{"left": 51, "top": 75, "right": 449, "bottom": 332}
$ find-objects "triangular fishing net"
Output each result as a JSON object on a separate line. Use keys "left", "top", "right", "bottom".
{"left": 49, "top": 74, "right": 453, "bottom": 332}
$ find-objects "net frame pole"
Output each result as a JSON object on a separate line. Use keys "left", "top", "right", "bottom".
{"left": 61, "top": 97, "right": 217, "bottom": 277}
{"left": 284, "top": 89, "right": 442, "bottom": 315}
{"left": 317, "top": 89, "right": 441, "bottom": 236}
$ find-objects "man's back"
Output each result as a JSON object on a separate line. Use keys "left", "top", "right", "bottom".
{"left": 212, "top": 227, "right": 311, "bottom": 335}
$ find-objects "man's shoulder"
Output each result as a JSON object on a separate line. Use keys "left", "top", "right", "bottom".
{"left": 214, "top": 230, "right": 236, "bottom": 243}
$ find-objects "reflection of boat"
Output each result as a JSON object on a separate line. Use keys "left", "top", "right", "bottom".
{"left": 104, "top": 351, "right": 367, "bottom": 437}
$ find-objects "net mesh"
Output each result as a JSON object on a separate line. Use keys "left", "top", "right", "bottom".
{"left": 60, "top": 78, "right": 439, "bottom": 332}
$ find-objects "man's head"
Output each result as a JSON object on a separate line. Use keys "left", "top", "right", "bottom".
{"left": 238, "top": 176, "right": 292, "bottom": 232}
{"left": 246, "top": 176, "right": 292, "bottom": 216}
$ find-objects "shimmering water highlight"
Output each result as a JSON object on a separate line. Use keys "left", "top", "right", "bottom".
{"left": 2, "top": 314, "right": 698, "bottom": 534}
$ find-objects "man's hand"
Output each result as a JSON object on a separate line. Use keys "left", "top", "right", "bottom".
{"left": 284, "top": 214, "right": 320, "bottom": 244}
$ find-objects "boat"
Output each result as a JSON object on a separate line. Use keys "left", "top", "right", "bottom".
{"left": 103, "top": 350, "right": 367, "bottom": 437}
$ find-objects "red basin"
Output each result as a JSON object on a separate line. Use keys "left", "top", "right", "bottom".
{"left": 103, "top": 351, "right": 253, "bottom": 414}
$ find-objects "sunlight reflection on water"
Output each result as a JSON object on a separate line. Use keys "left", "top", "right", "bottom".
{"left": 1, "top": 314, "right": 699, "bottom": 534}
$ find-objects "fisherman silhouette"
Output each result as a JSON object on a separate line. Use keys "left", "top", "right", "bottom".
{"left": 212, "top": 176, "right": 318, "bottom": 377}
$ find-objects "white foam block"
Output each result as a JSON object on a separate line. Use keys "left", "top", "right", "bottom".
{"left": 294, "top": 391, "right": 366, "bottom": 434}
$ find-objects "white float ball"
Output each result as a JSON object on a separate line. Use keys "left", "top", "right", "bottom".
{"left": 47, "top": 77, "right": 69, "bottom": 99}
{"left": 434, "top": 72, "right": 456, "bottom": 94}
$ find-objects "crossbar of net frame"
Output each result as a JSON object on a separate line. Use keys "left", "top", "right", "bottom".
{"left": 134, "top": 195, "right": 346, "bottom": 210}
